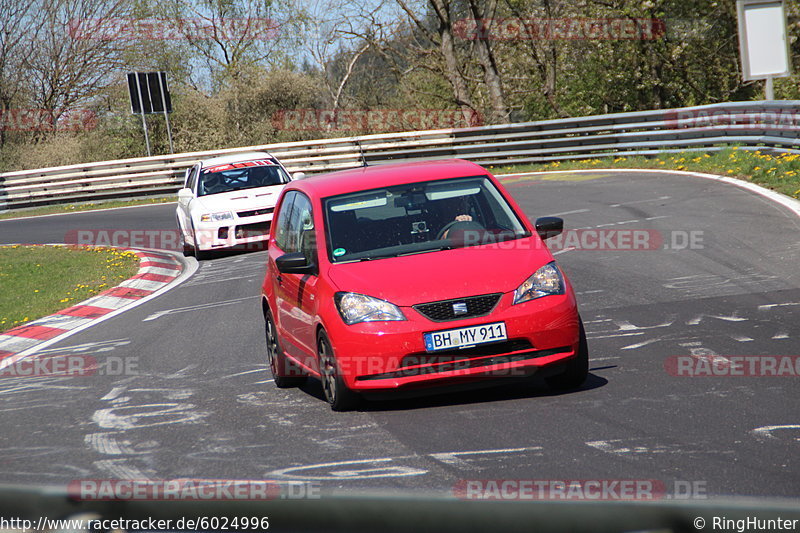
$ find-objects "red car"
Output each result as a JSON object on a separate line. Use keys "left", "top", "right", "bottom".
{"left": 260, "top": 159, "right": 588, "bottom": 410}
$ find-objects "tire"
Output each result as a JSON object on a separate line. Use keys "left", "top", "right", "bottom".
{"left": 177, "top": 217, "right": 194, "bottom": 257}
{"left": 545, "top": 317, "right": 589, "bottom": 391}
{"left": 191, "top": 225, "right": 208, "bottom": 260}
{"left": 265, "top": 311, "right": 306, "bottom": 388}
{"left": 317, "top": 330, "right": 360, "bottom": 411}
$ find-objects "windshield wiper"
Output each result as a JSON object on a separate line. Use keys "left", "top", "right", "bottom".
{"left": 398, "top": 244, "right": 454, "bottom": 256}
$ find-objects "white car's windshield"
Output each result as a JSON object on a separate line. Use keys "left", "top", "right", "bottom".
{"left": 198, "top": 161, "right": 290, "bottom": 196}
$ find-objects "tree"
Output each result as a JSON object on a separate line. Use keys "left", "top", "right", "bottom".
{"left": 0, "top": 0, "right": 39, "bottom": 146}
{"left": 25, "top": 0, "right": 129, "bottom": 135}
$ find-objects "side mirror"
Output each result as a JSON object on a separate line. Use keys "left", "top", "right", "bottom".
{"left": 177, "top": 188, "right": 193, "bottom": 202}
{"left": 534, "top": 216, "right": 563, "bottom": 240}
{"left": 276, "top": 252, "right": 316, "bottom": 275}
{"left": 292, "top": 172, "right": 307, "bottom": 180}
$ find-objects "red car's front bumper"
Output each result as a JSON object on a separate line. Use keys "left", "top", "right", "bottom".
{"left": 323, "top": 291, "right": 581, "bottom": 391}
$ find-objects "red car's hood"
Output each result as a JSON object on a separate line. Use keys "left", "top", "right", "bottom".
{"left": 325, "top": 237, "right": 554, "bottom": 307}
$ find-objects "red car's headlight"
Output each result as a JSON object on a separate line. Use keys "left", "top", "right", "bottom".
{"left": 513, "top": 262, "right": 564, "bottom": 305}
{"left": 335, "top": 292, "right": 406, "bottom": 325}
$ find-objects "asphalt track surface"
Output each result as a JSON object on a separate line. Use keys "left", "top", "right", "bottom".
{"left": 1, "top": 170, "right": 799, "bottom": 501}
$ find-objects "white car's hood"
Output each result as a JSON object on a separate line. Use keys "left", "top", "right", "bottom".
{"left": 193, "top": 185, "right": 284, "bottom": 213}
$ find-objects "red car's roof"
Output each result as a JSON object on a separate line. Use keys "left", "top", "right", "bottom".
{"left": 287, "top": 159, "right": 491, "bottom": 198}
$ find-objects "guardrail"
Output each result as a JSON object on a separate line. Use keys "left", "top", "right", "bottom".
{"left": 1, "top": 100, "right": 799, "bottom": 210}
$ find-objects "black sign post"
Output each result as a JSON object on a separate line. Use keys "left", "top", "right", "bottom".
{"left": 127, "top": 72, "right": 174, "bottom": 155}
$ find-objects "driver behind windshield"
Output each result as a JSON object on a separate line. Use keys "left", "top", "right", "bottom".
{"left": 199, "top": 163, "right": 286, "bottom": 196}
{"left": 432, "top": 196, "right": 476, "bottom": 239}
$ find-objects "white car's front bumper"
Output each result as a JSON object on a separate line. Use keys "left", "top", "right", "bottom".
{"left": 194, "top": 213, "right": 274, "bottom": 251}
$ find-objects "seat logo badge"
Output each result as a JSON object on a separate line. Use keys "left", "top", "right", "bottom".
{"left": 453, "top": 302, "right": 468, "bottom": 315}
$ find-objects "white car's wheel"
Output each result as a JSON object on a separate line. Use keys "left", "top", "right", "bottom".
{"left": 191, "top": 223, "right": 208, "bottom": 260}
{"left": 178, "top": 216, "right": 194, "bottom": 257}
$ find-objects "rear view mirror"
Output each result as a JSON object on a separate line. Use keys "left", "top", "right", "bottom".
{"left": 177, "top": 188, "right": 193, "bottom": 201}
{"left": 535, "top": 217, "right": 563, "bottom": 240}
{"left": 292, "top": 172, "right": 307, "bottom": 180}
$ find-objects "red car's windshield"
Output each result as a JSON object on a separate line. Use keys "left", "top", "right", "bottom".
{"left": 323, "top": 175, "right": 529, "bottom": 262}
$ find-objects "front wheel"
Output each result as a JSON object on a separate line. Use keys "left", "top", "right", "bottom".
{"left": 318, "top": 331, "right": 360, "bottom": 411}
{"left": 177, "top": 216, "right": 194, "bottom": 256}
{"left": 265, "top": 311, "right": 306, "bottom": 388}
{"left": 545, "top": 317, "right": 589, "bottom": 390}
{"left": 191, "top": 224, "right": 208, "bottom": 260}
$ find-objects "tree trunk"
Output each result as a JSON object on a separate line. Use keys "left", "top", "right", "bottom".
{"left": 428, "top": 0, "right": 478, "bottom": 126}
{"left": 468, "top": 0, "right": 509, "bottom": 123}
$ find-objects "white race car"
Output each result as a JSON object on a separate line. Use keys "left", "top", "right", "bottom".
{"left": 176, "top": 152, "right": 303, "bottom": 258}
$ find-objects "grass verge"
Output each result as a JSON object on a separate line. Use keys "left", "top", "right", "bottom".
{"left": 0, "top": 245, "right": 139, "bottom": 333}
{"left": 490, "top": 147, "right": 800, "bottom": 200}
{"left": 0, "top": 196, "right": 174, "bottom": 221}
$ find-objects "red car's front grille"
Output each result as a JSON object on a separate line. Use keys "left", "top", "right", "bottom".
{"left": 412, "top": 293, "right": 502, "bottom": 322}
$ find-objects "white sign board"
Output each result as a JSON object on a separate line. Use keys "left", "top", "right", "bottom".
{"left": 737, "top": 0, "right": 792, "bottom": 80}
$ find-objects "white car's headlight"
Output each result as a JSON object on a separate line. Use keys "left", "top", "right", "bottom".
{"left": 200, "top": 211, "right": 233, "bottom": 222}
{"left": 513, "top": 262, "right": 564, "bottom": 305}
{"left": 335, "top": 292, "right": 406, "bottom": 325}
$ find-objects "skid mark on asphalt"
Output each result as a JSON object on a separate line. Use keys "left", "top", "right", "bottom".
{"left": 86, "top": 381, "right": 210, "bottom": 479}
{"left": 751, "top": 425, "right": 800, "bottom": 442}
{"left": 94, "top": 458, "right": 152, "bottom": 479}
{"left": 0, "top": 339, "right": 133, "bottom": 398}
{"left": 143, "top": 296, "right": 259, "bottom": 322}
{"left": 583, "top": 290, "right": 799, "bottom": 355}
{"left": 586, "top": 438, "right": 734, "bottom": 458}
{"left": 182, "top": 254, "right": 267, "bottom": 287}
{"left": 266, "top": 446, "right": 545, "bottom": 480}
{"left": 92, "top": 402, "right": 208, "bottom": 430}
{"left": 662, "top": 272, "right": 784, "bottom": 298}
{"left": 572, "top": 215, "right": 670, "bottom": 230}
{"left": 609, "top": 196, "right": 671, "bottom": 208}
{"left": 33, "top": 339, "right": 131, "bottom": 356}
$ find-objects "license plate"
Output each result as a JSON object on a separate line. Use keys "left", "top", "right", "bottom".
{"left": 424, "top": 322, "right": 507, "bottom": 352}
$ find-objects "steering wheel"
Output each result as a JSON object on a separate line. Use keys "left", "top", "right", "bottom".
{"left": 437, "top": 220, "right": 486, "bottom": 240}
